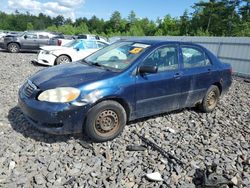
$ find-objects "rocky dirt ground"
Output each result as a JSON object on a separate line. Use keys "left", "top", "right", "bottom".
{"left": 0, "top": 50, "right": 249, "bottom": 188}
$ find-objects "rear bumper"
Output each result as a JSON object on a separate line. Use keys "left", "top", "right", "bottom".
{"left": 221, "top": 75, "right": 232, "bottom": 97}
{"left": 18, "top": 89, "right": 90, "bottom": 135}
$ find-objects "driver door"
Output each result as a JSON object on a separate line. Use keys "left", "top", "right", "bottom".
{"left": 21, "top": 33, "right": 39, "bottom": 49}
{"left": 135, "top": 44, "right": 182, "bottom": 118}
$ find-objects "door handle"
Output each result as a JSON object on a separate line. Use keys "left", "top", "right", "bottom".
{"left": 174, "top": 72, "right": 182, "bottom": 78}
{"left": 207, "top": 68, "right": 212, "bottom": 74}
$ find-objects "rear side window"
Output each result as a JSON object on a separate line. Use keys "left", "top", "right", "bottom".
{"left": 39, "top": 35, "right": 49, "bottom": 39}
{"left": 181, "top": 47, "right": 211, "bottom": 68}
{"left": 143, "top": 46, "right": 179, "bottom": 72}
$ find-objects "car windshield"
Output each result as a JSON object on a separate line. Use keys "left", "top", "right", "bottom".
{"left": 63, "top": 40, "right": 80, "bottom": 47}
{"left": 83, "top": 41, "right": 150, "bottom": 71}
{"left": 18, "top": 32, "right": 26, "bottom": 36}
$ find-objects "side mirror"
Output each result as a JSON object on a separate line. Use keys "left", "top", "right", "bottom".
{"left": 74, "top": 47, "right": 80, "bottom": 51}
{"left": 24, "top": 35, "right": 27, "bottom": 39}
{"left": 138, "top": 65, "right": 158, "bottom": 74}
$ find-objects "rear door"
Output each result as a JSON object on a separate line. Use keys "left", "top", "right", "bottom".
{"left": 135, "top": 44, "right": 183, "bottom": 117}
{"left": 178, "top": 45, "right": 214, "bottom": 107}
{"left": 37, "top": 34, "right": 50, "bottom": 47}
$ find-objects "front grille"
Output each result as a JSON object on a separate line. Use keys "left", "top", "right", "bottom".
{"left": 23, "top": 80, "right": 37, "bottom": 98}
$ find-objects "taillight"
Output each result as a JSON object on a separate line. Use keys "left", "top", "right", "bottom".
{"left": 57, "top": 40, "right": 62, "bottom": 46}
{"left": 230, "top": 67, "right": 232, "bottom": 74}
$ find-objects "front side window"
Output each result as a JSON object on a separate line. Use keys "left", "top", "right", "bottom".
{"left": 143, "top": 46, "right": 179, "bottom": 72}
{"left": 84, "top": 41, "right": 98, "bottom": 49}
{"left": 97, "top": 41, "right": 108, "bottom": 48}
{"left": 25, "top": 33, "right": 37, "bottom": 39}
{"left": 84, "top": 42, "right": 150, "bottom": 71}
{"left": 182, "top": 47, "right": 211, "bottom": 68}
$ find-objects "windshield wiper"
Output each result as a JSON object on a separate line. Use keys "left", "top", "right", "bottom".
{"left": 91, "top": 62, "right": 113, "bottom": 71}
{"left": 81, "top": 59, "right": 91, "bottom": 65}
{"left": 91, "top": 62, "right": 102, "bottom": 67}
{"left": 82, "top": 60, "right": 113, "bottom": 71}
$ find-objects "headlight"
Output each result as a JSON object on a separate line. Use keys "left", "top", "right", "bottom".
{"left": 41, "top": 50, "right": 53, "bottom": 55}
{"left": 44, "top": 50, "right": 51, "bottom": 54}
{"left": 38, "top": 87, "right": 80, "bottom": 103}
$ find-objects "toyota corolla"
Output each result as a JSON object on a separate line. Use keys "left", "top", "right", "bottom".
{"left": 18, "top": 40, "right": 232, "bottom": 142}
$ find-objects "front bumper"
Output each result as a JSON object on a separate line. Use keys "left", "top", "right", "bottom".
{"left": 18, "top": 89, "right": 90, "bottom": 135}
{"left": 36, "top": 52, "right": 57, "bottom": 66}
{"left": 0, "top": 42, "right": 4, "bottom": 49}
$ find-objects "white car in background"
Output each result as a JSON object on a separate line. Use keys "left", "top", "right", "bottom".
{"left": 34, "top": 39, "right": 109, "bottom": 66}
{"left": 52, "top": 34, "right": 108, "bottom": 46}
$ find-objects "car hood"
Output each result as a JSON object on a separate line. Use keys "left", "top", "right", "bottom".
{"left": 40, "top": 45, "right": 68, "bottom": 51}
{"left": 29, "top": 62, "right": 117, "bottom": 89}
{"left": 5, "top": 34, "right": 17, "bottom": 37}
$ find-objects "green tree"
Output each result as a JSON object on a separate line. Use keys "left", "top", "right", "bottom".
{"left": 138, "top": 18, "right": 157, "bottom": 36}
{"left": 46, "top": 25, "right": 58, "bottom": 32}
{"left": 76, "top": 22, "right": 89, "bottom": 34}
{"left": 180, "top": 10, "right": 190, "bottom": 35}
{"left": 57, "top": 24, "right": 75, "bottom": 35}
{"left": 128, "top": 24, "right": 145, "bottom": 36}
{"left": 53, "top": 15, "right": 65, "bottom": 26}
{"left": 26, "top": 22, "right": 34, "bottom": 30}
{"left": 0, "top": 2, "right": 249, "bottom": 37}
{"left": 159, "top": 14, "right": 180, "bottom": 35}
{"left": 128, "top": 10, "right": 137, "bottom": 25}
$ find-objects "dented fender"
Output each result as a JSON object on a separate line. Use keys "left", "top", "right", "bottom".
{"left": 72, "top": 87, "right": 123, "bottom": 106}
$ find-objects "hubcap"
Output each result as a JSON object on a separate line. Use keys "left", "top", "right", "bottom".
{"left": 94, "top": 110, "right": 119, "bottom": 136}
{"left": 60, "top": 57, "right": 70, "bottom": 64}
{"left": 206, "top": 91, "right": 217, "bottom": 108}
{"left": 10, "top": 45, "right": 18, "bottom": 52}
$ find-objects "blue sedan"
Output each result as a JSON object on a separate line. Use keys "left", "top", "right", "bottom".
{"left": 18, "top": 40, "right": 232, "bottom": 142}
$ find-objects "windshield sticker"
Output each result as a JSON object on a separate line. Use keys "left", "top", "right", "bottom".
{"left": 132, "top": 43, "right": 150, "bottom": 48}
{"left": 129, "top": 47, "right": 143, "bottom": 54}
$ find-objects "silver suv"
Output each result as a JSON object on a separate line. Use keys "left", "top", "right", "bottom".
{"left": 3, "top": 31, "right": 63, "bottom": 53}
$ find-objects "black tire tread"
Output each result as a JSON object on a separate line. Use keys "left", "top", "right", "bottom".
{"left": 84, "top": 100, "right": 127, "bottom": 142}
{"left": 200, "top": 85, "right": 220, "bottom": 113}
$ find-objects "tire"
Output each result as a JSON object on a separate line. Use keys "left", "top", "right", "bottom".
{"left": 84, "top": 100, "right": 127, "bottom": 142}
{"left": 8, "top": 43, "right": 20, "bottom": 53}
{"left": 200, "top": 85, "right": 220, "bottom": 112}
{"left": 55, "top": 55, "right": 71, "bottom": 65}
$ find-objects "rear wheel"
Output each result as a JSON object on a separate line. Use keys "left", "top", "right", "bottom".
{"left": 55, "top": 55, "right": 71, "bottom": 65}
{"left": 8, "top": 43, "right": 20, "bottom": 53}
{"left": 84, "top": 100, "right": 126, "bottom": 142}
{"left": 200, "top": 85, "right": 220, "bottom": 112}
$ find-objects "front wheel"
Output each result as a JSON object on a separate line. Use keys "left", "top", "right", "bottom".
{"left": 200, "top": 85, "right": 220, "bottom": 112}
{"left": 8, "top": 43, "right": 20, "bottom": 53}
{"left": 55, "top": 55, "right": 71, "bottom": 65}
{"left": 84, "top": 100, "right": 127, "bottom": 142}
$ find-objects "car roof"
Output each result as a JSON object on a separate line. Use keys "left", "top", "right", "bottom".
{"left": 121, "top": 39, "right": 204, "bottom": 48}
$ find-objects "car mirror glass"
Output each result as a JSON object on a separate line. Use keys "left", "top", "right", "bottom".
{"left": 139, "top": 65, "right": 158, "bottom": 74}
{"left": 24, "top": 35, "right": 27, "bottom": 39}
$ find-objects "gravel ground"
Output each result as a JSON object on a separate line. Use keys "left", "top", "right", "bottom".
{"left": 0, "top": 50, "right": 249, "bottom": 188}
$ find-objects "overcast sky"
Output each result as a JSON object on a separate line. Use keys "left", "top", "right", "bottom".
{"left": 0, "top": 0, "right": 198, "bottom": 20}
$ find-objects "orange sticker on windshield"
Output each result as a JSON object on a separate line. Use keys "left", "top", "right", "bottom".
{"left": 129, "top": 47, "right": 143, "bottom": 54}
